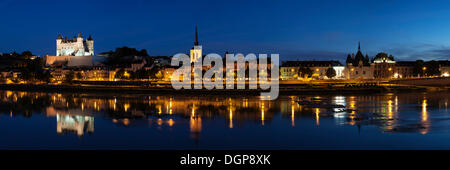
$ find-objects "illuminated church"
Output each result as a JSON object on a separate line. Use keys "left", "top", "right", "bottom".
{"left": 190, "top": 26, "right": 202, "bottom": 63}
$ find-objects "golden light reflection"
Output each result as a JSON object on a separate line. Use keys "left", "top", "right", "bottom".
{"left": 315, "top": 108, "right": 320, "bottom": 126}
{"left": 123, "top": 118, "right": 130, "bottom": 126}
{"left": 124, "top": 103, "right": 130, "bottom": 112}
{"left": 261, "top": 102, "right": 265, "bottom": 126}
{"left": 191, "top": 105, "right": 195, "bottom": 117}
{"left": 349, "top": 100, "right": 356, "bottom": 109}
{"left": 422, "top": 99, "right": 428, "bottom": 122}
{"left": 388, "top": 100, "right": 393, "bottom": 120}
{"left": 229, "top": 107, "right": 233, "bottom": 129}
{"left": 420, "top": 99, "right": 429, "bottom": 135}
{"left": 168, "top": 119, "right": 175, "bottom": 127}
{"left": 348, "top": 110, "right": 356, "bottom": 125}
{"left": 190, "top": 104, "right": 201, "bottom": 133}
{"left": 291, "top": 100, "right": 295, "bottom": 127}
{"left": 157, "top": 118, "right": 163, "bottom": 126}
{"left": 169, "top": 98, "right": 173, "bottom": 115}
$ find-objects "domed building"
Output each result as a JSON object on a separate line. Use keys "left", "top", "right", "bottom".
{"left": 372, "top": 52, "right": 396, "bottom": 78}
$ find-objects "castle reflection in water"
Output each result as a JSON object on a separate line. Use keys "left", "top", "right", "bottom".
{"left": 0, "top": 90, "right": 448, "bottom": 137}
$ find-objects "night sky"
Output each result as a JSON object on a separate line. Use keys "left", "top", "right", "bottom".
{"left": 1, "top": 0, "right": 450, "bottom": 62}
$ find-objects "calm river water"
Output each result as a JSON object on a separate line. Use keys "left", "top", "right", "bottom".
{"left": 0, "top": 90, "right": 448, "bottom": 149}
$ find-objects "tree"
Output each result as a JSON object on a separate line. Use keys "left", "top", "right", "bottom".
{"left": 105, "top": 47, "right": 150, "bottom": 66}
{"left": 412, "top": 60, "right": 440, "bottom": 77}
{"left": 424, "top": 60, "right": 441, "bottom": 76}
{"left": 325, "top": 67, "right": 336, "bottom": 79}
{"left": 148, "top": 66, "right": 161, "bottom": 79}
{"left": 388, "top": 54, "right": 394, "bottom": 61}
{"left": 41, "top": 70, "right": 52, "bottom": 83}
{"left": 64, "top": 70, "right": 75, "bottom": 83}
{"left": 75, "top": 72, "right": 83, "bottom": 80}
{"left": 20, "top": 51, "right": 33, "bottom": 58}
{"left": 155, "top": 71, "right": 163, "bottom": 80}
{"left": 0, "top": 74, "right": 5, "bottom": 83}
{"left": 18, "top": 57, "right": 47, "bottom": 82}
{"left": 412, "top": 60, "right": 424, "bottom": 77}
{"left": 133, "top": 69, "right": 149, "bottom": 80}
{"left": 298, "top": 67, "right": 313, "bottom": 78}
{"left": 115, "top": 68, "right": 126, "bottom": 79}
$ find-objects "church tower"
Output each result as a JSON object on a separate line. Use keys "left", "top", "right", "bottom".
{"left": 190, "top": 25, "right": 202, "bottom": 63}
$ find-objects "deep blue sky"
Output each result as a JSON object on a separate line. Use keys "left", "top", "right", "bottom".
{"left": 1, "top": 0, "right": 450, "bottom": 62}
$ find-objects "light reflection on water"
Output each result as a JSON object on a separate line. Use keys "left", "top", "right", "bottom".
{"left": 0, "top": 90, "right": 449, "bottom": 149}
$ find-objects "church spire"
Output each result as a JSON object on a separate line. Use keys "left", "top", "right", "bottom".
{"left": 358, "top": 41, "right": 361, "bottom": 51}
{"left": 194, "top": 25, "right": 199, "bottom": 46}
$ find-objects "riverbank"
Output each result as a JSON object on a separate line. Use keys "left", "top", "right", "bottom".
{"left": 0, "top": 83, "right": 434, "bottom": 95}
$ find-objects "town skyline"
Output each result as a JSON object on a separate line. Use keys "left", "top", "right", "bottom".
{"left": 2, "top": 0, "right": 450, "bottom": 62}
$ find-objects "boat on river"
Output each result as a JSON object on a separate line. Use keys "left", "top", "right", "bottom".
{"left": 296, "top": 97, "right": 346, "bottom": 109}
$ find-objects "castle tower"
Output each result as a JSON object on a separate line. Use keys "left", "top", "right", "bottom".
{"left": 87, "top": 35, "right": 94, "bottom": 56}
{"left": 190, "top": 25, "right": 202, "bottom": 63}
{"left": 56, "top": 34, "right": 63, "bottom": 56}
{"left": 75, "top": 32, "right": 84, "bottom": 56}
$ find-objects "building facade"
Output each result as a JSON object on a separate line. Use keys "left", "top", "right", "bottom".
{"left": 438, "top": 60, "right": 450, "bottom": 77}
{"left": 394, "top": 61, "right": 416, "bottom": 78}
{"left": 45, "top": 33, "right": 94, "bottom": 67}
{"left": 344, "top": 42, "right": 374, "bottom": 79}
{"left": 57, "top": 32, "right": 94, "bottom": 56}
{"left": 280, "top": 60, "right": 344, "bottom": 80}
{"left": 372, "top": 53, "right": 396, "bottom": 79}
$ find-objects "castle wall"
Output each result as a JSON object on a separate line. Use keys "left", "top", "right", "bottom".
{"left": 45, "top": 55, "right": 92, "bottom": 67}
{"left": 68, "top": 55, "right": 92, "bottom": 67}
{"left": 45, "top": 55, "right": 70, "bottom": 65}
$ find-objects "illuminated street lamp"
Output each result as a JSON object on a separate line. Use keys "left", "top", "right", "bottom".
{"left": 422, "top": 67, "right": 427, "bottom": 77}
{"left": 123, "top": 71, "right": 130, "bottom": 78}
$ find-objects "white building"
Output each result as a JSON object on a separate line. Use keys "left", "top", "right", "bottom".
{"left": 45, "top": 32, "right": 94, "bottom": 67}
{"left": 280, "top": 61, "right": 345, "bottom": 80}
{"left": 57, "top": 32, "right": 94, "bottom": 56}
{"left": 439, "top": 60, "right": 450, "bottom": 77}
{"left": 190, "top": 26, "right": 202, "bottom": 63}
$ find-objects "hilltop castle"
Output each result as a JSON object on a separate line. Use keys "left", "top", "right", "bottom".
{"left": 56, "top": 32, "right": 94, "bottom": 56}
{"left": 45, "top": 32, "right": 93, "bottom": 67}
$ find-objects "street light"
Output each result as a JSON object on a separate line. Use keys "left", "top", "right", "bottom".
{"left": 422, "top": 67, "right": 427, "bottom": 77}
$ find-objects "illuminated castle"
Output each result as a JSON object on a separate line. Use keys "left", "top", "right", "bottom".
{"left": 45, "top": 32, "right": 93, "bottom": 66}
{"left": 56, "top": 32, "right": 94, "bottom": 56}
